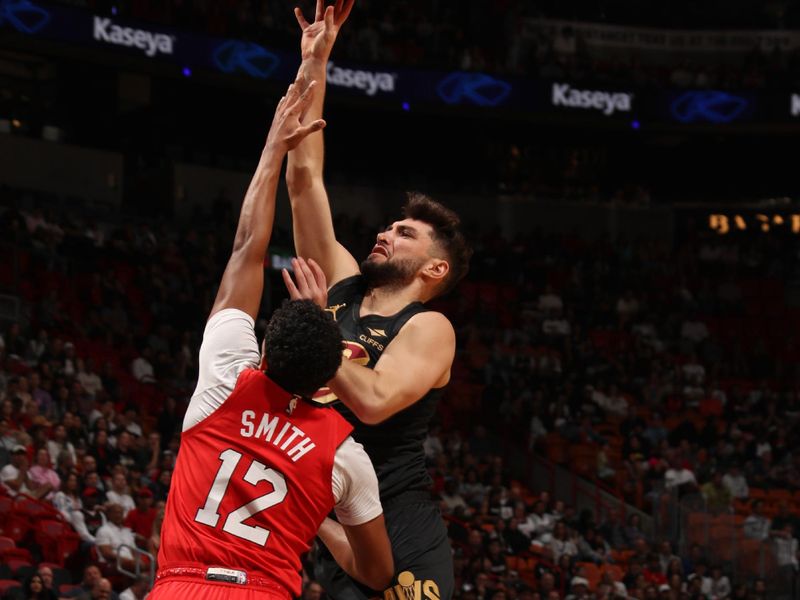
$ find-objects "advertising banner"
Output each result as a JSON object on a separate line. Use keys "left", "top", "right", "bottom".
{"left": 1, "top": 0, "right": 798, "bottom": 126}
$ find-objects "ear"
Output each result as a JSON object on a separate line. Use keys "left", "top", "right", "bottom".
{"left": 423, "top": 258, "right": 450, "bottom": 283}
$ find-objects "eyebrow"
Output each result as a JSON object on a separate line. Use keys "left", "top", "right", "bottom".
{"left": 394, "top": 224, "right": 418, "bottom": 236}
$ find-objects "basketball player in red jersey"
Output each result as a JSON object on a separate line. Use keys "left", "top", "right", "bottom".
{"left": 285, "top": 3, "right": 471, "bottom": 599}
{"left": 148, "top": 79, "right": 394, "bottom": 600}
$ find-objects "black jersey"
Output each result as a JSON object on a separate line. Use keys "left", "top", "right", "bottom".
{"left": 314, "top": 275, "right": 442, "bottom": 500}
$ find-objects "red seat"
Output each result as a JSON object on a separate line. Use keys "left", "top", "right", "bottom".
{"left": 0, "top": 497, "right": 12, "bottom": 516}
{"left": 35, "top": 520, "right": 79, "bottom": 564}
{"left": 0, "top": 536, "right": 14, "bottom": 553}
{"left": 0, "top": 579, "right": 21, "bottom": 594}
{"left": 6, "top": 558, "right": 32, "bottom": 575}
{"left": 0, "top": 516, "right": 28, "bottom": 542}
{"left": 3, "top": 547, "right": 33, "bottom": 562}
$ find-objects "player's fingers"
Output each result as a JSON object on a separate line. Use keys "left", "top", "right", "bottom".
{"left": 324, "top": 5, "right": 334, "bottom": 29}
{"left": 292, "top": 258, "right": 311, "bottom": 293}
{"left": 294, "top": 7, "right": 310, "bottom": 29}
{"left": 298, "top": 257, "right": 319, "bottom": 289}
{"left": 307, "top": 258, "right": 327, "bottom": 290}
{"left": 338, "top": 0, "right": 354, "bottom": 24}
{"left": 287, "top": 80, "right": 317, "bottom": 115}
{"left": 286, "top": 120, "right": 326, "bottom": 148}
{"left": 282, "top": 269, "right": 301, "bottom": 300}
{"left": 315, "top": 0, "right": 324, "bottom": 21}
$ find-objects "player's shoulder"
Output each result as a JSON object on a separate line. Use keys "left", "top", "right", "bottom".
{"left": 403, "top": 310, "right": 454, "bottom": 337}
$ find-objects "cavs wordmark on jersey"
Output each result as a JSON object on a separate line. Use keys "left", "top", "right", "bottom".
{"left": 317, "top": 275, "right": 442, "bottom": 500}
{"left": 384, "top": 571, "right": 440, "bottom": 600}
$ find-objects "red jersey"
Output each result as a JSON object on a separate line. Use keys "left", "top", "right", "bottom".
{"left": 157, "top": 368, "right": 353, "bottom": 597}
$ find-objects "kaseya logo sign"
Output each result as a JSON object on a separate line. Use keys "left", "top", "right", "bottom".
{"left": 551, "top": 82, "right": 633, "bottom": 116}
{"left": 93, "top": 16, "right": 175, "bottom": 57}
{"left": 326, "top": 61, "right": 397, "bottom": 96}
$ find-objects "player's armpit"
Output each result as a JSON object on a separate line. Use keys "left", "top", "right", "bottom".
{"left": 318, "top": 515, "right": 394, "bottom": 591}
{"left": 329, "top": 312, "right": 456, "bottom": 424}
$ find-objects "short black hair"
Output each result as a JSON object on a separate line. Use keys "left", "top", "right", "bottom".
{"left": 263, "top": 300, "right": 343, "bottom": 397}
{"left": 403, "top": 192, "right": 472, "bottom": 297}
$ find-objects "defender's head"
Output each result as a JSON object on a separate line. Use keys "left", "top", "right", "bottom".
{"left": 361, "top": 192, "right": 472, "bottom": 299}
{"left": 262, "top": 300, "right": 343, "bottom": 397}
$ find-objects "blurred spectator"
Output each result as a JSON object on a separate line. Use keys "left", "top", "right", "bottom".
{"left": 124, "top": 487, "right": 156, "bottom": 547}
{"left": 105, "top": 471, "right": 135, "bottom": 516}
{"left": 1, "top": 444, "right": 34, "bottom": 496}
{"left": 722, "top": 464, "right": 749, "bottom": 499}
{"left": 700, "top": 470, "right": 732, "bottom": 514}
{"left": 96, "top": 504, "right": 137, "bottom": 571}
{"left": 118, "top": 576, "right": 149, "bottom": 600}
{"left": 743, "top": 500, "right": 771, "bottom": 541}
{"left": 22, "top": 572, "right": 57, "bottom": 600}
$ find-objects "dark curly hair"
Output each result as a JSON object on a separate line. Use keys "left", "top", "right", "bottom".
{"left": 263, "top": 300, "right": 343, "bottom": 397}
{"left": 403, "top": 192, "right": 472, "bottom": 297}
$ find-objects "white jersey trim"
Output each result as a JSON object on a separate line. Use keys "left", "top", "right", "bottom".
{"left": 332, "top": 436, "right": 383, "bottom": 526}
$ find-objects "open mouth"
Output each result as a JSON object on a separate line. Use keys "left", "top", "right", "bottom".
{"left": 370, "top": 245, "right": 389, "bottom": 257}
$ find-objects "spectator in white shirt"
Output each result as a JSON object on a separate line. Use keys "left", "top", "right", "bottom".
{"left": 722, "top": 464, "right": 749, "bottom": 499}
{"left": 105, "top": 472, "right": 136, "bottom": 517}
{"left": 119, "top": 576, "right": 149, "bottom": 600}
{"left": 1, "top": 445, "right": 34, "bottom": 497}
{"left": 96, "top": 503, "right": 137, "bottom": 571}
{"left": 131, "top": 347, "right": 156, "bottom": 383}
{"left": 664, "top": 458, "right": 698, "bottom": 494}
{"left": 519, "top": 499, "right": 557, "bottom": 543}
{"left": 76, "top": 358, "right": 103, "bottom": 398}
{"left": 46, "top": 423, "right": 77, "bottom": 467}
{"left": 710, "top": 565, "right": 731, "bottom": 599}
{"left": 743, "top": 500, "right": 772, "bottom": 541}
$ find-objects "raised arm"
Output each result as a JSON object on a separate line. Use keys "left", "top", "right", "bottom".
{"left": 209, "top": 80, "right": 326, "bottom": 321}
{"left": 286, "top": 0, "right": 360, "bottom": 287}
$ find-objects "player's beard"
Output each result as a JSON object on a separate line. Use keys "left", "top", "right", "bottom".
{"left": 360, "top": 256, "right": 424, "bottom": 291}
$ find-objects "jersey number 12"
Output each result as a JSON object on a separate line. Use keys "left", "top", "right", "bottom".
{"left": 195, "top": 448, "right": 287, "bottom": 546}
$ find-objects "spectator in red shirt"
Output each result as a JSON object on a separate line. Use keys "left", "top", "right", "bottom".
{"left": 124, "top": 487, "right": 156, "bottom": 548}
{"left": 643, "top": 552, "right": 667, "bottom": 586}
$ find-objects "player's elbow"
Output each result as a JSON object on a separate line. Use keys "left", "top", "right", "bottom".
{"left": 351, "top": 396, "right": 395, "bottom": 425}
{"left": 285, "top": 163, "right": 315, "bottom": 196}
{"left": 353, "top": 406, "right": 389, "bottom": 425}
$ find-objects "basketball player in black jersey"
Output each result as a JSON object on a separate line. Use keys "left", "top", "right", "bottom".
{"left": 281, "top": 3, "right": 472, "bottom": 599}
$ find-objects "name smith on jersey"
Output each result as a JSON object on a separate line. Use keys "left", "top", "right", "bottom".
{"left": 239, "top": 410, "right": 316, "bottom": 462}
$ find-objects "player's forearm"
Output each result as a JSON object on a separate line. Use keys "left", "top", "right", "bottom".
{"left": 318, "top": 518, "right": 392, "bottom": 591}
{"left": 286, "top": 58, "right": 327, "bottom": 190}
{"left": 328, "top": 361, "right": 395, "bottom": 425}
{"left": 231, "top": 145, "right": 284, "bottom": 258}
{"left": 318, "top": 518, "right": 360, "bottom": 581}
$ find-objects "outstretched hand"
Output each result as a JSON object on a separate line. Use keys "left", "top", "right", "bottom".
{"left": 282, "top": 257, "right": 328, "bottom": 309}
{"left": 295, "top": 0, "right": 355, "bottom": 62}
{"left": 265, "top": 78, "right": 326, "bottom": 154}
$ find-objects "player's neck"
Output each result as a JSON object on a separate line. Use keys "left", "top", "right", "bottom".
{"left": 361, "top": 283, "right": 423, "bottom": 316}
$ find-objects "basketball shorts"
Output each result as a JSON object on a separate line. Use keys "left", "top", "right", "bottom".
{"left": 148, "top": 578, "right": 289, "bottom": 600}
{"left": 314, "top": 493, "right": 454, "bottom": 600}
